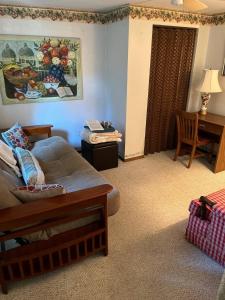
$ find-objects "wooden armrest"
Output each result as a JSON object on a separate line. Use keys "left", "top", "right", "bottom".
{"left": 1, "top": 125, "right": 53, "bottom": 138}
{"left": 0, "top": 184, "right": 112, "bottom": 232}
{"left": 22, "top": 124, "right": 53, "bottom": 138}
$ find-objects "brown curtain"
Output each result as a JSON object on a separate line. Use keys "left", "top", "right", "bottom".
{"left": 145, "top": 26, "right": 197, "bottom": 154}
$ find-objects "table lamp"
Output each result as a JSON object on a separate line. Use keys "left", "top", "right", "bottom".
{"left": 197, "top": 69, "right": 222, "bottom": 115}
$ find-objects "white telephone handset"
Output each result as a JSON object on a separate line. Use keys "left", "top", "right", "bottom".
{"left": 85, "top": 120, "right": 104, "bottom": 132}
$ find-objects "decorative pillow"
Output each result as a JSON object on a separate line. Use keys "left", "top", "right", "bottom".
{"left": 12, "top": 184, "right": 65, "bottom": 203}
{"left": 2, "top": 123, "right": 31, "bottom": 149}
{"left": 15, "top": 147, "right": 45, "bottom": 185}
{"left": 0, "top": 140, "right": 21, "bottom": 177}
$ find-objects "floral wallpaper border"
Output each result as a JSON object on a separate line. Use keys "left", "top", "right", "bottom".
{"left": 0, "top": 4, "right": 225, "bottom": 26}
{"left": 105, "top": 6, "right": 213, "bottom": 25}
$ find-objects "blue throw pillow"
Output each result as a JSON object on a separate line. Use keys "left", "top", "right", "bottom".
{"left": 2, "top": 123, "right": 31, "bottom": 149}
{"left": 15, "top": 147, "right": 45, "bottom": 185}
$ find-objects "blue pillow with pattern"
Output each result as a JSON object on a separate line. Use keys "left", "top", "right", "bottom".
{"left": 15, "top": 147, "right": 45, "bottom": 185}
{"left": 2, "top": 123, "right": 31, "bottom": 149}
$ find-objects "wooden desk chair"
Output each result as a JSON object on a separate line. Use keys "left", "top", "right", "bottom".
{"left": 174, "top": 111, "right": 214, "bottom": 168}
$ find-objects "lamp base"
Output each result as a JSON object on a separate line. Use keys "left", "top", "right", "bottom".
{"left": 200, "top": 93, "right": 211, "bottom": 115}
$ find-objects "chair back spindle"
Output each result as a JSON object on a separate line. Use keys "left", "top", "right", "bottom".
{"left": 177, "top": 112, "right": 198, "bottom": 146}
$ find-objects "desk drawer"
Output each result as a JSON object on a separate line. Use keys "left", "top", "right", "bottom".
{"left": 199, "top": 121, "right": 223, "bottom": 135}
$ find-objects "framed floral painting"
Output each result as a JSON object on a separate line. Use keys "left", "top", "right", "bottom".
{"left": 0, "top": 35, "right": 83, "bottom": 104}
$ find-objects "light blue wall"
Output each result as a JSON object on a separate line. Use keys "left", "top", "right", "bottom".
{"left": 0, "top": 17, "right": 107, "bottom": 147}
{"left": 104, "top": 19, "right": 129, "bottom": 158}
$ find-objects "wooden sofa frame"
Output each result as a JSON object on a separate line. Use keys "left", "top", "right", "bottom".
{"left": 0, "top": 126, "right": 112, "bottom": 294}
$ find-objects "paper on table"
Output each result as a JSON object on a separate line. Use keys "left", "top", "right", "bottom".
{"left": 85, "top": 120, "right": 104, "bottom": 131}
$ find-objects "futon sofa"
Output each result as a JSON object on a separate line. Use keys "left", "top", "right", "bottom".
{"left": 0, "top": 133, "right": 120, "bottom": 294}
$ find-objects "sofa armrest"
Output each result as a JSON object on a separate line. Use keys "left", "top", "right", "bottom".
{"left": 0, "top": 184, "right": 112, "bottom": 240}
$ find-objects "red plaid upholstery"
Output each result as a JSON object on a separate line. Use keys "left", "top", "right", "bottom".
{"left": 186, "top": 189, "right": 225, "bottom": 266}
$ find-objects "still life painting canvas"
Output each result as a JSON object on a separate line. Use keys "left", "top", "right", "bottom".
{"left": 0, "top": 35, "right": 83, "bottom": 104}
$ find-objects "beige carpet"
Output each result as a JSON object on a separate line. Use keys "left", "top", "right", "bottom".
{"left": 2, "top": 151, "right": 225, "bottom": 300}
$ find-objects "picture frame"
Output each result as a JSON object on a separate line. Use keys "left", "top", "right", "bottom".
{"left": 0, "top": 35, "right": 83, "bottom": 105}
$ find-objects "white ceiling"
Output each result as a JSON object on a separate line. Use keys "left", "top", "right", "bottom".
{"left": 136, "top": 0, "right": 225, "bottom": 14}
{"left": 0, "top": 0, "right": 224, "bottom": 14}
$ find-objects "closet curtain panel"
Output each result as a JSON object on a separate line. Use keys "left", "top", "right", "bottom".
{"left": 145, "top": 26, "right": 197, "bottom": 154}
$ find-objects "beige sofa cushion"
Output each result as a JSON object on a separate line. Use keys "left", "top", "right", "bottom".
{"left": 32, "top": 136, "right": 120, "bottom": 216}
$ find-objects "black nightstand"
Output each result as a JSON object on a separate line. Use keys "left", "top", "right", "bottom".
{"left": 81, "top": 140, "right": 118, "bottom": 171}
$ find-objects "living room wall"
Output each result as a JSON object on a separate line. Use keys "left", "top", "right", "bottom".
{"left": 124, "top": 18, "right": 210, "bottom": 160}
{"left": 104, "top": 19, "right": 129, "bottom": 158}
{"left": 0, "top": 12, "right": 221, "bottom": 160}
{"left": 0, "top": 16, "right": 107, "bottom": 146}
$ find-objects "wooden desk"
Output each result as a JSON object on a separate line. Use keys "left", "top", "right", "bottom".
{"left": 198, "top": 113, "right": 225, "bottom": 173}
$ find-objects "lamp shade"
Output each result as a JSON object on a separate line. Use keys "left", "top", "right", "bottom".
{"left": 197, "top": 69, "right": 222, "bottom": 93}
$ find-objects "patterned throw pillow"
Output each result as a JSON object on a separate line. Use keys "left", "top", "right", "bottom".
{"left": 15, "top": 147, "right": 45, "bottom": 185}
{"left": 12, "top": 184, "right": 65, "bottom": 203}
{"left": 2, "top": 123, "right": 31, "bottom": 149}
